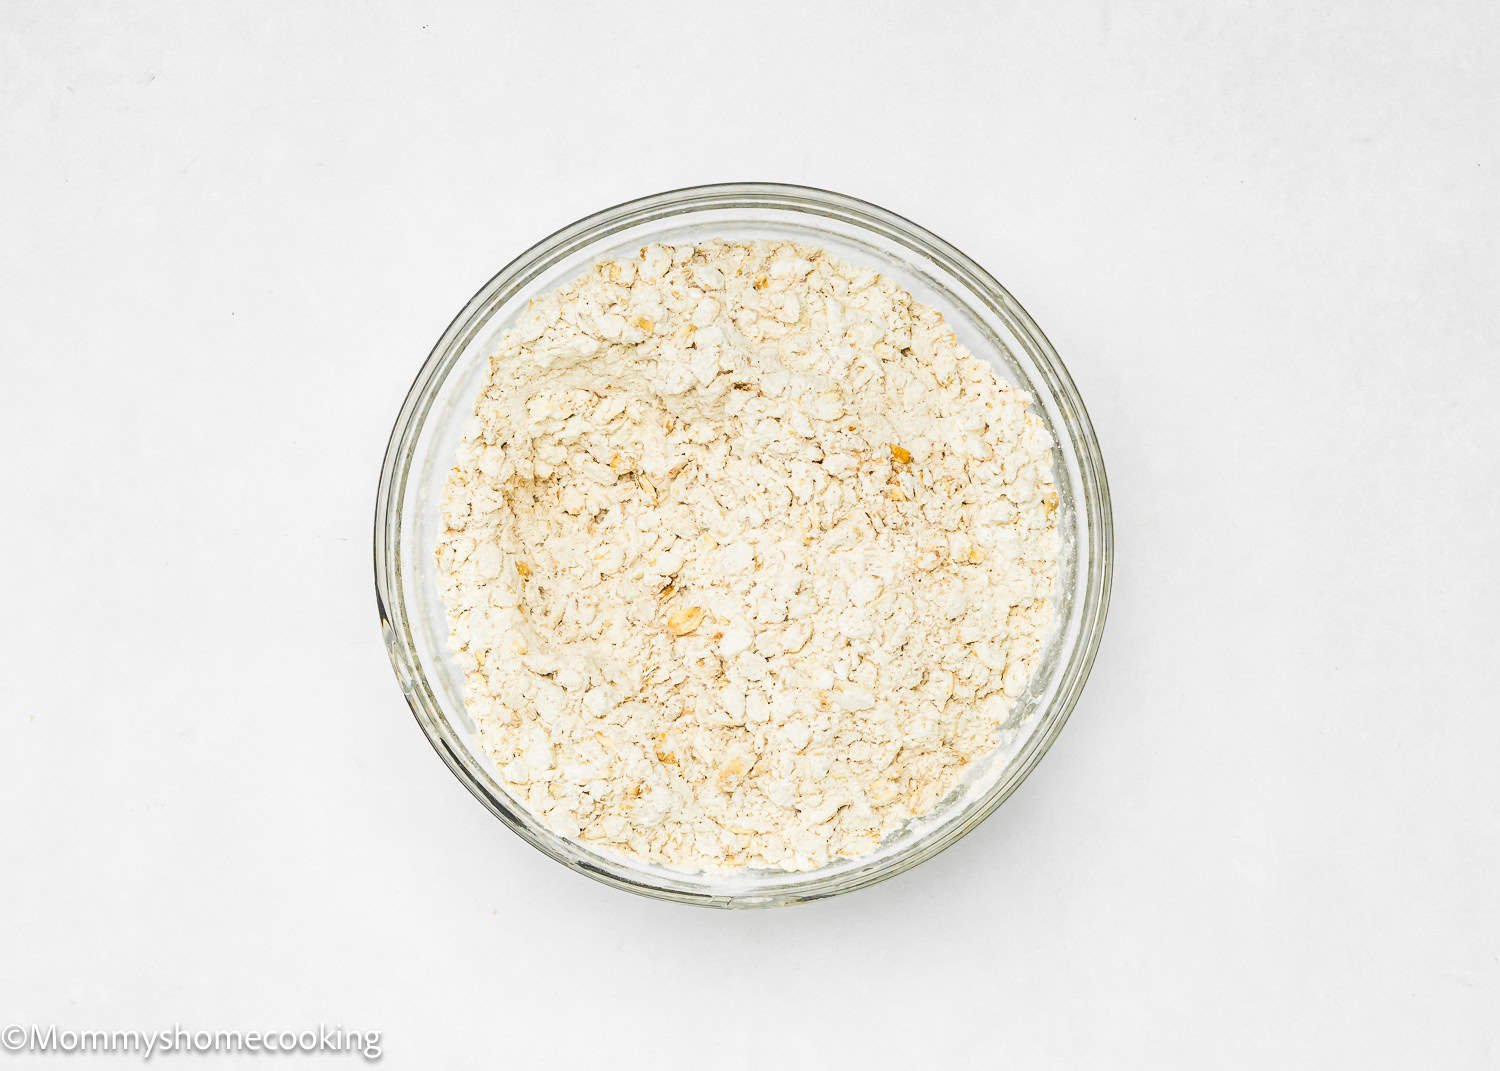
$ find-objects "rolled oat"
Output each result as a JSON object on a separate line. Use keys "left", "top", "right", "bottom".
{"left": 437, "top": 240, "right": 1059, "bottom": 872}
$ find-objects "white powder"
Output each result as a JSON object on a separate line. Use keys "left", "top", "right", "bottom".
{"left": 437, "top": 240, "right": 1059, "bottom": 872}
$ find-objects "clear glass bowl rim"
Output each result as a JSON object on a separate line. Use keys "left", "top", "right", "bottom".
{"left": 374, "top": 181, "right": 1113, "bottom": 907}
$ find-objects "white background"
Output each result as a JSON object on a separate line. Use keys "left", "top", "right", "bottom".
{"left": 2, "top": 2, "right": 1496, "bottom": 1067}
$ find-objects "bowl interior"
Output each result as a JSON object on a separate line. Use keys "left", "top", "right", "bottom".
{"left": 377, "top": 186, "right": 1110, "bottom": 906}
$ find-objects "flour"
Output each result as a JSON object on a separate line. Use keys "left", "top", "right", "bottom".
{"left": 437, "top": 240, "right": 1059, "bottom": 872}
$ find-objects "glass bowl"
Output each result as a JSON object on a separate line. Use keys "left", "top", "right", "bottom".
{"left": 374, "top": 183, "right": 1112, "bottom": 907}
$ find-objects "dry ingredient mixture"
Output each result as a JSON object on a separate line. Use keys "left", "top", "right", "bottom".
{"left": 437, "top": 240, "right": 1059, "bottom": 873}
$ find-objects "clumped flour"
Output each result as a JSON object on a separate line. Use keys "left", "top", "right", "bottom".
{"left": 437, "top": 240, "right": 1059, "bottom": 873}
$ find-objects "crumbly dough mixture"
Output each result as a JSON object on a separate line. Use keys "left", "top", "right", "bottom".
{"left": 437, "top": 240, "right": 1059, "bottom": 872}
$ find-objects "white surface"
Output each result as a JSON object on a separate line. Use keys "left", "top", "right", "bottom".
{"left": 2, "top": 2, "right": 1496, "bottom": 1067}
